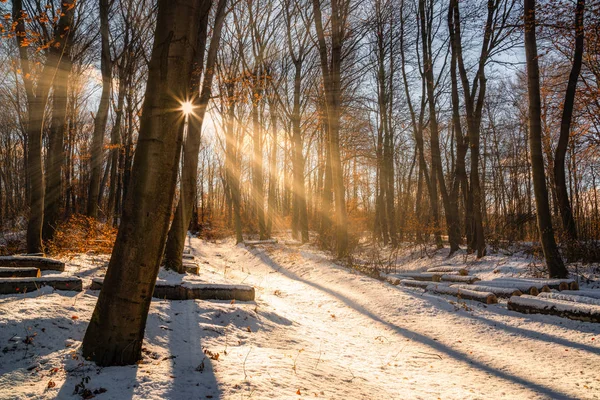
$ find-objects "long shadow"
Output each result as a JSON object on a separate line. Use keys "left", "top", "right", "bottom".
{"left": 253, "top": 249, "right": 577, "bottom": 400}
{"left": 147, "top": 300, "right": 221, "bottom": 400}
{"left": 398, "top": 288, "right": 600, "bottom": 354}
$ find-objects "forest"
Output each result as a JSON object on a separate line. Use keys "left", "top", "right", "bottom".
{"left": 0, "top": 0, "right": 599, "bottom": 399}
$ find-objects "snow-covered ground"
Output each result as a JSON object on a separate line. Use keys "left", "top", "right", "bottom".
{"left": 1, "top": 238, "right": 599, "bottom": 399}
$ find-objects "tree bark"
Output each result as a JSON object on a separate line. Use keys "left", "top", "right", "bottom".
{"left": 524, "top": 0, "right": 568, "bottom": 279}
{"left": 82, "top": 0, "right": 203, "bottom": 366}
{"left": 165, "top": 0, "right": 227, "bottom": 273}
{"left": 553, "top": 0, "right": 584, "bottom": 248}
{"left": 87, "top": 0, "right": 112, "bottom": 219}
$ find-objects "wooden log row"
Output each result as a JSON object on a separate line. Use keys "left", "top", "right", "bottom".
{"left": 451, "top": 284, "right": 522, "bottom": 298}
{"left": 396, "top": 272, "right": 442, "bottom": 282}
{"left": 477, "top": 280, "right": 545, "bottom": 295}
{"left": 0, "top": 277, "right": 82, "bottom": 294}
{"left": 561, "top": 290, "right": 600, "bottom": 300}
{"left": 426, "top": 284, "right": 498, "bottom": 304}
{"left": 537, "top": 292, "right": 600, "bottom": 307}
{"left": 0, "top": 267, "right": 40, "bottom": 278}
{"left": 400, "top": 279, "right": 446, "bottom": 289}
{"left": 440, "top": 275, "right": 480, "bottom": 284}
{"left": 427, "top": 266, "right": 468, "bottom": 276}
{"left": 0, "top": 256, "right": 65, "bottom": 272}
{"left": 90, "top": 278, "right": 255, "bottom": 301}
{"left": 183, "top": 263, "right": 200, "bottom": 275}
{"left": 497, "top": 277, "right": 578, "bottom": 291}
{"left": 244, "top": 239, "right": 278, "bottom": 245}
{"left": 507, "top": 295, "right": 600, "bottom": 323}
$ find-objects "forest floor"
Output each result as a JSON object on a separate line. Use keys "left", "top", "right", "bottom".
{"left": 1, "top": 236, "right": 600, "bottom": 399}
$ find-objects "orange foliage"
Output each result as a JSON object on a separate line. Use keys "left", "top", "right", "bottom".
{"left": 46, "top": 214, "right": 116, "bottom": 256}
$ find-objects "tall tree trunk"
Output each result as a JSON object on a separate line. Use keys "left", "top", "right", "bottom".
{"left": 554, "top": 0, "right": 584, "bottom": 248}
{"left": 43, "top": 54, "right": 72, "bottom": 242}
{"left": 313, "top": 0, "right": 348, "bottom": 258}
{"left": 87, "top": 0, "right": 112, "bottom": 219}
{"left": 13, "top": 0, "right": 76, "bottom": 253}
{"left": 524, "top": 0, "right": 568, "bottom": 279}
{"left": 164, "top": 0, "right": 220, "bottom": 273}
{"left": 82, "top": 0, "right": 203, "bottom": 366}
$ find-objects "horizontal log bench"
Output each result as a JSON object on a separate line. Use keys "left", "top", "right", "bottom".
{"left": 0, "top": 267, "right": 40, "bottom": 278}
{"left": 0, "top": 277, "right": 82, "bottom": 295}
{"left": 426, "top": 266, "right": 468, "bottom": 276}
{"left": 560, "top": 290, "right": 600, "bottom": 299}
{"left": 0, "top": 256, "right": 65, "bottom": 272}
{"left": 439, "top": 274, "right": 480, "bottom": 284}
{"left": 508, "top": 295, "right": 600, "bottom": 323}
{"left": 477, "top": 280, "right": 548, "bottom": 295}
{"left": 426, "top": 284, "right": 498, "bottom": 304}
{"left": 537, "top": 292, "right": 600, "bottom": 307}
{"left": 451, "top": 284, "right": 522, "bottom": 298}
{"left": 495, "top": 277, "right": 578, "bottom": 291}
{"left": 91, "top": 278, "right": 255, "bottom": 301}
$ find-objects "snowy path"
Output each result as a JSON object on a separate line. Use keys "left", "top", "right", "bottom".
{"left": 191, "top": 239, "right": 600, "bottom": 400}
{"left": 0, "top": 239, "right": 599, "bottom": 399}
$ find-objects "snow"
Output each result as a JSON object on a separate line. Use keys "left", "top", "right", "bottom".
{"left": 0, "top": 239, "right": 599, "bottom": 399}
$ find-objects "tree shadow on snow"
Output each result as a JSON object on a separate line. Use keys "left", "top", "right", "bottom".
{"left": 253, "top": 249, "right": 579, "bottom": 400}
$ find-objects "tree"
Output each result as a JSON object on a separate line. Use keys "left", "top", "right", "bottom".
{"left": 12, "top": 0, "right": 76, "bottom": 253}
{"left": 87, "top": 0, "right": 113, "bottom": 219}
{"left": 524, "top": 0, "right": 569, "bottom": 278}
{"left": 165, "top": 0, "right": 228, "bottom": 273}
{"left": 82, "top": 0, "right": 205, "bottom": 366}
{"left": 312, "top": 0, "right": 349, "bottom": 258}
{"left": 553, "top": 0, "right": 585, "bottom": 249}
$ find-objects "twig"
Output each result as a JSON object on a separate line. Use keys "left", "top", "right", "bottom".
{"left": 243, "top": 347, "right": 252, "bottom": 381}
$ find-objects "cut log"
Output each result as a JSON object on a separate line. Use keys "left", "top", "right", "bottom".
{"left": 0, "top": 267, "right": 40, "bottom": 278}
{"left": 440, "top": 275, "right": 480, "bottom": 284}
{"left": 183, "top": 263, "right": 200, "bottom": 275}
{"left": 427, "top": 266, "right": 468, "bottom": 276}
{"left": 396, "top": 272, "right": 442, "bottom": 282}
{"left": 477, "top": 280, "right": 545, "bottom": 295}
{"left": 0, "top": 256, "right": 65, "bottom": 272}
{"left": 538, "top": 292, "right": 600, "bottom": 307}
{"left": 245, "top": 239, "right": 278, "bottom": 245}
{"left": 19, "top": 253, "right": 45, "bottom": 257}
{"left": 561, "top": 290, "right": 600, "bottom": 299}
{"left": 496, "top": 277, "right": 577, "bottom": 291}
{"left": 182, "top": 254, "right": 195, "bottom": 261}
{"left": 183, "top": 249, "right": 191, "bottom": 255}
{"left": 91, "top": 278, "right": 255, "bottom": 301}
{"left": 0, "top": 277, "right": 82, "bottom": 294}
{"left": 451, "top": 284, "right": 522, "bottom": 298}
{"left": 507, "top": 295, "right": 600, "bottom": 323}
{"left": 386, "top": 276, "right": 400, "bottom": 286}
{"left": 426, "top": 284, "right": 498, "bottom": 304}
{"left": 400, "top": 279, "right": 435, "bottom": 289}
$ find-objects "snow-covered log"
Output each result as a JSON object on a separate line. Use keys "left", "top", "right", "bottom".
{"left": 496, "top": 277, "right": 578, "bottom": 291}
{"left": 477, "top": 280, "right": 545, "bottom": 295}
{"left": 537, "top": 292, "right": 600, "bottom": 306}
{"left": 426, "top": 266, "right": 468, "bottom": 276}
{"left": 245, "top": 239, "right": 278, "bottom": 245}
{"left": 396, "top": 272, "right": 442, "bottom": 282}
{"left": 0, "top": 267, "right": 40, "bottom": 278}
{"left": 440, "top": 275, "right": 480, "bottom": 284}
{"left": 0, "top": 277, "right": 82, "bottom": 294}
{"left": 182, "top": 254, "right": 195, "bottom": 260}
{"left": 451, "top": 284, "right": 522, "bottom": 298}
{"left": 91, "top": 278, "right": 255, "bottom": 301}
{"left": 183, "top": 263, "right": 200, "bottom": 275}
{"left": 507, "top": 295, "right": 600, "bottom": 323}
{"left": 560, "top": 290, "right": 600, "bottom": 299}
{"left": 426, "top": 284, "right": 498, "bottom": 304}
{"left": 0, "top": 256, "right": 65, "bottom": 272}
{"left": 400, "top": 279, "right": 439, "bottom": 289}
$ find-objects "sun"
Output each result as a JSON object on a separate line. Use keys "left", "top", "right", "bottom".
{"left": 181, "top": 101, "right": 194, "bottom": 116}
